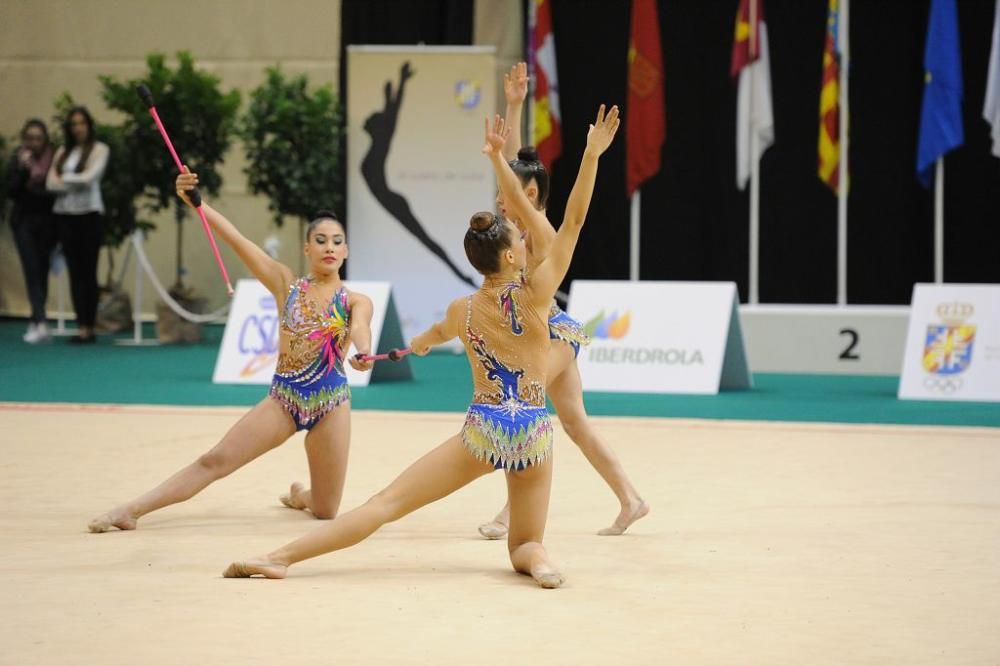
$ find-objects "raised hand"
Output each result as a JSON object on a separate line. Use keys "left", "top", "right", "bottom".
{"left": 175, "top": 165, "right": 200, "bottom": 208}
{"left": 482, "top": 114, "right": 510, "bottom": 157}
{"left": 503, "top": 62, "right": 528, "bottom": 105}
{"left": 585, "top": 104, "right": 621, "bottom": 157}
{"left": 400, "top": 61, "right": 414, "bottom": 81}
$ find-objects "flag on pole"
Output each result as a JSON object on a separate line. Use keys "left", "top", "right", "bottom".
{"left": 529, "top": 0, "right": 562, "bottom": 168}
{"left": 984, "top": 0, "right": 1000, "bottom": 158}
{"left": 731, "top": 0, "right": 774, "bottom": 190}
{"left": 626, "top": 0, "right": 665, "bottom": 198}
{"left": 917, "top": 0, "right": 964, "bottom": 187}
{"left": 818, "top": 0, "right": 841, "bottom": 191}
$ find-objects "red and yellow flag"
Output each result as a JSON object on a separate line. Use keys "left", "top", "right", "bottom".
{"left": 626, "top": 0, "right": 665, "bottom": 197}
{"left": 731, "top": 0, "right": 763, "bottom": 76}
{"left": 530, "top": 0, "right": 562, "bottom": 168}
{"left": 730, "top": 0, "right": 774, "bottom": 189}
{"left": 818, "top": 0, "right": 841, "bottom": 191}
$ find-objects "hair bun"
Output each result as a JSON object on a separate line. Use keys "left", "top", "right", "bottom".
{"left": 311, "top": 209, "right": 340, "bottom": 222}
{"left": 517, "top": 146, "right": 539, "bottom": 162}
{"left": 469, "top": 212, "right": 496, "bottom": 232}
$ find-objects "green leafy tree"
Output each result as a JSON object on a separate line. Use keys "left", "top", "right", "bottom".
{"left": 100, "top": 51, "right": 240, "bottom": 288}
{"left": 240, "top": 67, "right": 343, "bottom": 260}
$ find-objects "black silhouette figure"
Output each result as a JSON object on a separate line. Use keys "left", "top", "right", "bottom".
{"left": 361, "top": 62, "right": 477, "bottom": 288}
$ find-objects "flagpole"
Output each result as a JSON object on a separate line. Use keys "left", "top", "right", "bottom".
{"left": 527, "top": 1, "right": 536, "bottom": 147}
{"left": 630, "top": 193, "right": 640, "bottom": 281}
{"left": 837, "top": 0, "right": 850, "bottom": 306}
{"left": 935, "top": 157, "right": 944, "bottom": 283}
{"left": 749, "top": 0, "right": 760, "bottom": 305}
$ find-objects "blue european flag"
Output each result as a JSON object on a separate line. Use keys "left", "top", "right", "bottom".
{"left": 917, "top": 0, "right": 964, "bottom": 187}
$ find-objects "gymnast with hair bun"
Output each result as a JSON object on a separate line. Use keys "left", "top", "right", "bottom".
{"left": 474, "top": 63, "right": 648, "bottom": 539}
{"left": 221, "top": 105, "right": 620, "bottom": 587}
{"left": 87, "top": 172, "right": 374, "bottom": 533}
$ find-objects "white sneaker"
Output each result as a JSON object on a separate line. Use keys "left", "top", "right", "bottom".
{"left": 23, "top": 323, "right": 38, "bottom": 343}
{"left": 34, "top": 322, "right": 52, "bottom": 343}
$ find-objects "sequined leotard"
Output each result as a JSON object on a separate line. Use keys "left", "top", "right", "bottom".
{"left": 269, "top": 277, "right": 351, "bottom": 431}
{"left": 460, "top": 275, "right": 554, "bottom": 471}
{"left": 522, "top": 234, "right": 590, "bottom": 358}
{"left": 547, "top": 303, "right": 590, "bottom": 358}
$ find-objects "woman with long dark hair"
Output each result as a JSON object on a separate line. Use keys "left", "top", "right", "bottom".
{"left": 46, "top": 106, "right": 109, "bottom": 344}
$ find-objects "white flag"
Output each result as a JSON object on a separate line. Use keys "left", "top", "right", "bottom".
{"left": 735, "top": 23, "right": 775, "bottom": 189}
{"left": 985, "top": 0, "right": 1000, "bottom": 158}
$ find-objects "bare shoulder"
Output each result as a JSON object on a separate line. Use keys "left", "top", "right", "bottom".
{"left": 267, "top": 271, "right": 297, "bottom": 302}
{"left": 347, "top": 288, "right": 374, "bottom": 310}
{"left": 276, "top": 263, "right": 296, "bottom": 287}
{"left": 446, "top": 295, "right": 468, "bottom": 318}
{"left": 522, "top": 274, "right": 555, "bottom": 314}
{"left": 441, "top": 296, "right": 470, "bottom": 336}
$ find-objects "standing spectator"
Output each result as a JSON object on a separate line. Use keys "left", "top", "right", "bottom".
{"left": 7, "top": 119, "right": 56, "bottom": 343}
{"left": 47, "top": 106, "right": 109, "bottom": 344}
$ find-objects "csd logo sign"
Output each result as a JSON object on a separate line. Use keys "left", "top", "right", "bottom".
{"left": 237, "top": 295, "right": 279, "bottom": 377}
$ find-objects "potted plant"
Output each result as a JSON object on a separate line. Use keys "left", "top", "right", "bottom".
{"left": 99, "top": 51, "right": 240, "bottom": 342}
{"left": 240, "top": 66, "right": 343, "bottom": 270}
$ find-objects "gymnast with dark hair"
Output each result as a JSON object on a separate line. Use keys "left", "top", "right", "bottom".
{"left": 476, "top": 63, "right": 648, "bottom": 538}
{"left": 360, "top": 61, "right": 477, "bottom": 288}
{"left": 88, "top": 172, "right": 375, "bottom": 533}
{"left": 221, "top": 106, "right": 620, "bottom": 586}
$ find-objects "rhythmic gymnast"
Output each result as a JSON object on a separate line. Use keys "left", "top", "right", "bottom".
{"left": 477, "top": 63, "right": 648, "bottom": 538}
{"left": 220, "top": 106, "right": 619, "bottom": 587}
{"left": 88, "top": 173, "right": 374, "bottom": 532}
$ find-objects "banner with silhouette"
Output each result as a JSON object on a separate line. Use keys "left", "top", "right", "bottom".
{"left": 347, "top": 46, "right": 496, "bottom": 342}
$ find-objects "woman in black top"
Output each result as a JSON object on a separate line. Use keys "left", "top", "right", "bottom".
{"left": 6, "top": 118, "right": 57, "bottom": 344}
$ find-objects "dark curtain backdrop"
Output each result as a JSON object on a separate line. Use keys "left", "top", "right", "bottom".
{"left": 340, "top": 0, "right": 1000, "bottom": 304}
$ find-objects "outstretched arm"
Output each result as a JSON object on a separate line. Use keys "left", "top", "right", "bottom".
{"left": 175, "top": 167, "right": 294, "bottom": 296}
{"left": 530, "top": 104, "right": 620, "bottom": 306}
{"left": 483, "top": 115, "right": 556, "bottom": 256}
{"left": 501, "top": 62, "right": 528, "bottom": 162}
{"left": 409, "top": 298, "right": 465, "bottom": 356}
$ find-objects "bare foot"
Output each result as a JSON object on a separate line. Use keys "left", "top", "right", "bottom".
{"left": 279, "top": 482, "right": 307, "bottom": 510}
{"left": 531, "top": 561, "right": 565, "bottom": 589}
{"left": 597, "top": 499, "right": 650, "bottom": 536}
{"left": 477, "top": 519, "right": 508, "bottom": 539}
{"left": 88, "top": 507, "right": 138, "bottom": 533}
{"left": 222, "top": 559, "right": 288, "bottom": 579}
{"left": 478, "top": 505, "right": 510, "bottom": 539}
